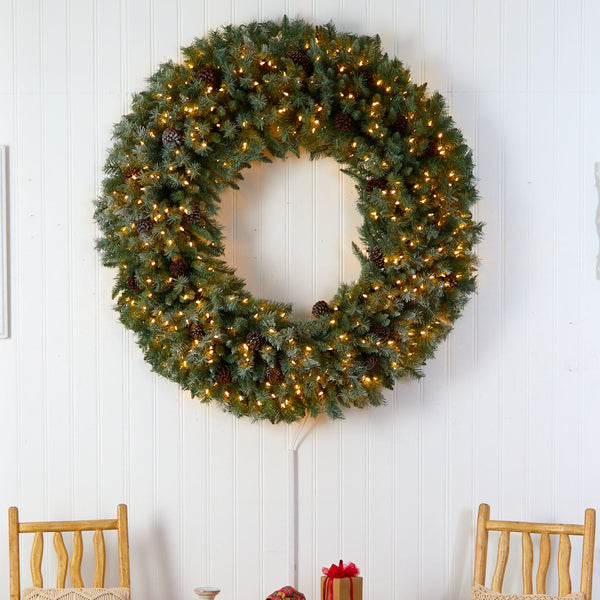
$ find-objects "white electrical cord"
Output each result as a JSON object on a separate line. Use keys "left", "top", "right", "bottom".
{"left": 288, "top": 415, "right": 317, "bottom": 588}
{"left": 595, "top": 163, "right": 600, "bottom": 280}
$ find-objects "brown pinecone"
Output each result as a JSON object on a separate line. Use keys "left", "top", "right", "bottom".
{"left": 357, "top": 67, "right": 373, "bottom": 86}
{"left": 371, "top": 324, "right": 391, "bottom": 340}
{"left": 390, "top": 114, "right": 408, "bottom": 134}
{"left": 189, "top": 323, "right": 205, "bottom": 340}
{"left": 123, "top": 165, "right": 140, "bottom": 179}
{"left": 368, "top": 246, "right": 385, "bottom": 268}
{"left": 286, "top": 50, "right": 314, "bottom": 76}
{"left": 246, "top": 331, "right": 266, "bottom": 350}
{"left": 423, "top": 139, "right": 438, "bottom": 158}
{"left": 365, "top": 355, "right": 379, "bottom": 371}
{"left": 266, "top": 365, "right": 284, "bottom": 384}
{"left": 126, "top": 274, "right": 140, "bottom": 291}
{"left": 312, "top": 300, "right": 331, "bottom": 318}
{"left": 216, "top": 365, "right": 232, "bottom": 384}
{"left": 443, "top": 273, "right": 459, "bottom": 288}
{"left": 333, "top": 112, "right": 355, "bottom": 132}
{"left": 162, "top": 127, "right": 182, "bottom": 146}
{"left": 169, "top": 256, "right": 190, "bottom": 278}
{"left": 366, "top": 177, "right": 386, "bottom": 193}
{"left": 135, "top": 218, "right": 154, "bottom": 235}
{"left": 196, "top": 67, "right": 219, "bottom": 88}
{"left": 184, "top": 204, "right": 204, "bottom": 225}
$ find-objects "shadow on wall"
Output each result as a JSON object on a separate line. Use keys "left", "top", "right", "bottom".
{"left": 135, "top": 522, "right": 179, "bottom": 600}
{"left": 451, "top": 508, "right": 474, "bottom": 598}
{"left": 595, "top": 163, "right": 600, "bottom": 280}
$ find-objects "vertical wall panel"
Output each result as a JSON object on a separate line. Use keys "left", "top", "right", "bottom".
{"left": 0, "top": 0, "right": 18, "bottom": 589}
{"left": 2, "top": 1, "right": 600, "bottom": 600}
{"left": 69, "top": 0, "right": 99, "bottom": 532}
{"left": 15, "top": 0, "right": 46, "bottom": 527}
{"left": 447, "top": 0, "right": 477, "bottom": 593}
{"left": 96, "top": 0, "right": 127, "bottom": 548}
{"left": 42, "top": 0, "right": 73, "bottom": 522}
{"left": 527, "top": 0, "right": 558, "bottom": 522}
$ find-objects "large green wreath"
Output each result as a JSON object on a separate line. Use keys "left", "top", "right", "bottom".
{"left": 95, "top": 17, "right": 481, "bottom": 423}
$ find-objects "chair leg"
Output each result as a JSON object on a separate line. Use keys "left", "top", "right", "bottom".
{"left": 9, "top": 507, "right": 20, "bottom": 600}
{"left": 474, "top": 503, "right": 490, "bottom": 587}
{"left": 581, "top": 508, "right": 596, "bottom": 600}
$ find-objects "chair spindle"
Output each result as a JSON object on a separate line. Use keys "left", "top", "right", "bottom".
{"left": 522, "top": 532, "right": 533, "bottom": 594}
{"left": 536, "top": 532, "right": 551, "bottom": 594}
{"left": 30, "top": 532, "right": 43, "bottom": 588}
{"left": 93, "top": 530, "right": 106, "bottom": 587}
{"left": 558, "top": 533, "right": 572, "bottom": 596}
{"left": 53, "top": 532, "right": 68, "bottom": 588}
{"left": 70, "top": 530, "right": 84, "bottom": 587}
{"left": 492, "top": 531, "right": 510, "bottom": 592}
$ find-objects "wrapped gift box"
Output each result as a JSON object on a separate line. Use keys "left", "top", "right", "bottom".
{"left": 320, "top": 576, "right": 363, "bottom": 600}
{"left": 266, "top": 586, "right": 305, "bottom": 600}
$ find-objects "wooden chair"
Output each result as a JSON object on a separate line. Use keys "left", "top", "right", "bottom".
{"left": 8, "top": 505, "right": 130, "bottom": 600}
{"left": 473, "top": 503, "right": 596, "bottom": 599}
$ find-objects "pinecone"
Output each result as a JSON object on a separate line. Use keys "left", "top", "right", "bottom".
{"left": 286, "top": 50, "right": 314, "bottom": 76}
{"left": 162, "top": 127, "right": 182, "bottom": 146}
{"left": 390, "top": 114, "right": 408, "bottom": 134}
{"left": 189, "top": 323, "right": 205, "bottom": 341}
{"left": 126, "top": 274, "right": 140, "bottom": 291}
{"left": 196, "top": 67, "right": 219, "bottom": 88}
{"left": 371, "top": 324, "right": 391, "bottom": 340}
{"left": 423, "top": 139, "right": 438, "bottom": 158}
{"left": 123, "top": 165, "right": 140, "bottom": 179}
{"left": 357, "top": 67, "right": 373, "bottom": 87}
{"left": 134, "top": 218, "right": 154, "bottom": 235}
{"left": 366, "top": 178, "right": 386, "bottom": 193}
{"left": 333, "top": 112, "right": 355, "bottom": 132}
{"left": 169, "top": 256, "right": 190, "bottom": 278}
{"left": 184, "top": 204, "right": 204, "bottom": 225}
{"left": 266, "top": 365, "right": 284, "bottom": 384}
{"left": 443, "top": 273, "right": 460, "bottom": 288}
{"left": 312, "top": 300, "right": 331, "bottom": 318}
{"left": 368, "top": 246, "right": 385, "bottom": 268}
{"left": 365, "top": 355, "right": 379, "bottom": 371}
{"left": 246, "top": 331, "right": 266, "bottom": 350}
{"left": 216, "top": 365, "right": 232, "bottom": 384}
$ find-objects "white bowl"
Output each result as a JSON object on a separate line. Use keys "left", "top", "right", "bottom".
{"left": 194, "top": 588, "right": 220, "bottom": 600}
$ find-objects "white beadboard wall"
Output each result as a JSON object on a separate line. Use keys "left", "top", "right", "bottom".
{"left": 1, "top": 0, "right": 600, "bottom": 599}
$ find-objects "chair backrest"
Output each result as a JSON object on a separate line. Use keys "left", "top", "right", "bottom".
{"left": 8, "top": 504, "right": 130, "bottom": 600}
{"left": 473, "top": 503, "right": 596, "bottom": 600}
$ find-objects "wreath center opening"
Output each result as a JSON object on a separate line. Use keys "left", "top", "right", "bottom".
{"left": 218, "top": 151, "right": 362, "bottom": 319}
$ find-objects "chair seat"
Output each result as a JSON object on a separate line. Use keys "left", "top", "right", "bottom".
{"left": 22, "top": 589, "right": 130, "bottom": 600}
{"left": 473, "top": 584, "right": 585, "bottom": 600}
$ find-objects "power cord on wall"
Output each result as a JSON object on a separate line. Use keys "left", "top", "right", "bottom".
{"left": 288, "top": 415, "right": 317, "bottom": 589}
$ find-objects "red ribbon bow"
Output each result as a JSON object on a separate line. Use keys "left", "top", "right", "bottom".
{"left": 322, "top": 561, "right": 360, "bottom": 600}
{"left": 322, "top": 560, "right": 360, "bottom": 579}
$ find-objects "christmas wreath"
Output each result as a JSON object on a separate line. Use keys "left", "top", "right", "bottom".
{"left": 95, "top": 17, "right": 481, "bottom": 423}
